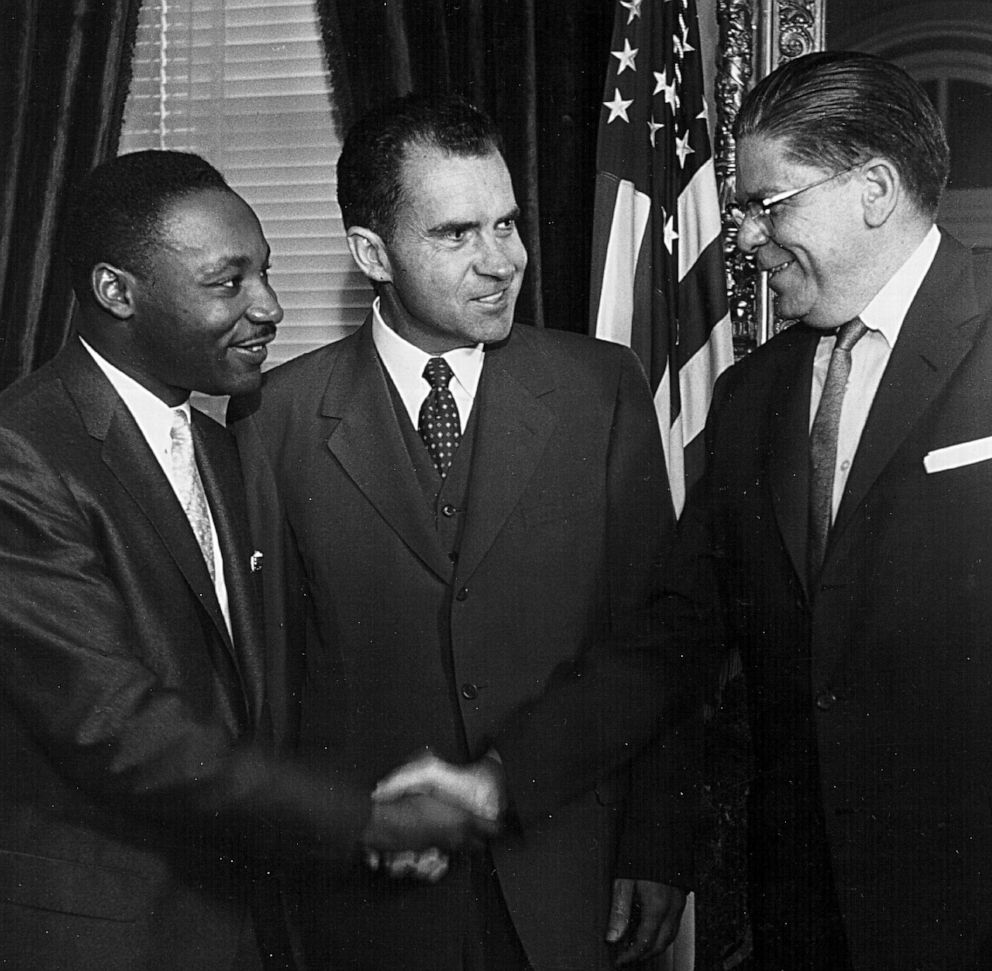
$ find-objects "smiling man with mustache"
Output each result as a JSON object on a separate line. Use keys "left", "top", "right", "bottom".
{"left": 0, "top": 150, "right": 485, "bottom": 971}
{"left": 231, "top": 94, "right": 700, "bottom": 970}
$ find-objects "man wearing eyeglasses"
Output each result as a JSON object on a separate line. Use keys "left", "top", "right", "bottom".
{"left": 666, "top": 52, "right": 992, "bottom": 969}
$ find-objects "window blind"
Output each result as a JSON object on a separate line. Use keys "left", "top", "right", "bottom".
{"left": 119, "top": 0, "right": 371, "bottom": 370}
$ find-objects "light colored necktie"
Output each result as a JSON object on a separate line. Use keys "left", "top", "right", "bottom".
{"left": 418, "top": 357, "right": 462, "bottom": 479}
{"left": 170, "top": 409, "right": 216, "bottom": 581}
{"left": 807, "top": 317, "right": 869, "bottom": 585}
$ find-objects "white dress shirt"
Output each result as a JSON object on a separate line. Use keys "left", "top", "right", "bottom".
{"left": 79, "top": 337, "right": 232, "bottom": 637}
{"left": 809, "top": 225, "right": 941, "bottom": 521}
{"left": 371, "top": 297, "right": 485, "bottom": 430}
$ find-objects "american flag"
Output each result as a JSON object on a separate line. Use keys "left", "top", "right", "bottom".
{"left": 590, "top": 0, "right": 733, "bottom": 516}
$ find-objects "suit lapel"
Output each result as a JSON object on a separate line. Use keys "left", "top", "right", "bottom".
{"left": 767, "top": 330, "right": 819, "bottom": 597}
{"left": 832, "top": 236, "right": 985, "bottom": 544}
{"left": 456, "top": 331, "right": 557, "bottom": 583}
{"left": 321, "top": 322, "right": 452, "bottom": 580}
{"left": 56, "top": 342, "right": 249, "bottom": 713}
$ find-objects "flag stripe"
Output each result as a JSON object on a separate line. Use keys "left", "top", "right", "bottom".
{"left": 678, "top": 324, "right": 732, "bottom": 444}
{"left": 675, "top": 238, "right": 734, "bottom": 369}
{"left": 677, "top": 158, "right": 723, "bottom": 282}
{"left": 592, "top": 176, "right": 652, "bottom": 347}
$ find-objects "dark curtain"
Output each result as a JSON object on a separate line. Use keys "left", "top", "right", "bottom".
{"left": 315, "top": 0, "right": 614, "bottom": 332}
{"left": 0, "top": 0, "right": 141, "bottom": 391}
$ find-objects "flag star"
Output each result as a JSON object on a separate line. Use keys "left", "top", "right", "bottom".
{"left": 647, "top": 116, "right": 664, "bottom": 147}
{"left": 611, "top": 38, "right": 638, "bottom": 75}
{"left": 696, "top": 100, "right": 709, "bottom": 123}
{"left": 663, "top": 213, "right": 679, "bottom": 255}
{"left": 681, "top": 23, "right": 696, "bottom": 55}
{"left": 604, "top": 88, "right": 634, "bottom": 124}
{"left": 619, "top": 0, "right": 642, "bottom": 24}
{"left": 653, "top": 70, "right": 680, "bottom": 113}
{"left": 675, "top": 130, "right": 694, "bottom": 167}
{"left": 663, "top": 75, "right": 680, "bottom": 113}
{"left": 673, "top": 35, "right": 684, "bottom": 58}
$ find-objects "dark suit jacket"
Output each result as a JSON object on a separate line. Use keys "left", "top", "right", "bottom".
{"left": 231, "top": 321, "right": 699, "bottom": 970}
{"left": 0, "top": 338, "right": 370, "bottom": 971}
{"left": 666, "top": 233, "right": 992, "bottom": 970}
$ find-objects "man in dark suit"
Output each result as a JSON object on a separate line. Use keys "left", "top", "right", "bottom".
{"left": 230, "top": 95, "right": 699, "bottom": 969}
{"left": 0, "top": 150, "right": 487, "bottom": 971}
{"left": 663, "top": 52, "right": 992, "bottom": 969}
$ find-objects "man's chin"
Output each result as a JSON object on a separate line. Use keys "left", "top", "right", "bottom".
{"left": 212, "top": 368, "right": 264, "bottom": 399}
{"left": 474, "top": 309, "right": 516, "bottom": 344}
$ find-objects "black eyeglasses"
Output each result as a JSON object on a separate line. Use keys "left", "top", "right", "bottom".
{"left": 727, "top": 166, "right": 858, "bottom": 228}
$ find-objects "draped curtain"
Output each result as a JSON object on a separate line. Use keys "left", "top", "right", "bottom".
{"left": 314, "top": 0, "right": 613, "bottom": 332}
{"left": 0, "top": 0, "right": 141, "bottom": 391}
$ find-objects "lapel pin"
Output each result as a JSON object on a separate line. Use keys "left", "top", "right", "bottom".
{"left": 250, "top": 550, "right": 264, "bottom": 573}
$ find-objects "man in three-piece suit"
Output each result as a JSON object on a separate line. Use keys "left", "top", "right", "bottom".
{"left": 230, "top": 95, "right": 699, "bottom": 969}
{"left": 664, "top": 52, "right": 992, "bottom": 969}
{"left": 0, "top": 150, "right": 485, "bottom": 971}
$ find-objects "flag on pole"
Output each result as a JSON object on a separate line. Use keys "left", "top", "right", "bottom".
{"left": 590, "top": 0, "right": 733, "bottom": 516}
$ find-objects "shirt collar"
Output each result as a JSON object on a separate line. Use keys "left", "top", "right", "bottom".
{"left": 79, "top": 336, "right": 190, "bottom": 457}
{"left": 370, "top": 296, "right": 485, "bottom": 403}
{"left": 858, "top": 224, "right": 941, "bottom": 348}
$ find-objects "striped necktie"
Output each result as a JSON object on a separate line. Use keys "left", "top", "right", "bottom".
{"left": 807, "top": 317, "right": 868, "bottom": 586}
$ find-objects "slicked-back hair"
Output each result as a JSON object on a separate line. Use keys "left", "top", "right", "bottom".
{"left": 733, "top": 51, "right": 950, "bottom": 217}
{"left": 337, "top": 92, "right": 504, "bottom": 241}
{"left": 62, "top": 150, "right": 232, "bottom": 295}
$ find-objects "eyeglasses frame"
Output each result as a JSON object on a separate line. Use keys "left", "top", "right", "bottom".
{"left": 728, "top": 164, "right": 860, "bottom": 229}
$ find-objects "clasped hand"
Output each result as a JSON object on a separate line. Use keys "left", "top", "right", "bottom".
{"left": 362, "top": 751, "right": 507, "bottom": 882}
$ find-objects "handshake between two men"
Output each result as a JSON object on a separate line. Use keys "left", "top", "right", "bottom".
{"left": 359, "top": 748, "right": 688, "bottom": 964}
{"left": 361, "top": 750, "right": 506, "bottom": 883}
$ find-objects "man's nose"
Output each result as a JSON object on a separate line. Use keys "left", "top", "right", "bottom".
{"left": 735, "top": 214, "right": 771, "bottom": 254}
{"left": 475, "top": 235, "right": 518, "bottom": 279}
{"left": 247, "top": 281, "right": 284, "bottom": 325}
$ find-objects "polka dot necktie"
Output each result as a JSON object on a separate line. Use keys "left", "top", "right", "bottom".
{"left": 418, "top": 357, "right": 462, "bottom": 479}
{"left": 807, "top": 317, "right": 868, "bottom": 587}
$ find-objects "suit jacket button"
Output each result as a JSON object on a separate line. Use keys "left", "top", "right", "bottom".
{"left": 455, "top": 587, "right": 469, "bottom": 601}
{"left": 816, "top": 690, "right": 838, "bottom": 711}
{"left": 461, "top": 683, "right": 479, "bottom": 700}
{"left": 441, "top": 503, "right": 458, "bottom": 517}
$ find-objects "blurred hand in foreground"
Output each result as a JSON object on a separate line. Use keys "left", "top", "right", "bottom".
{"left": 362, "top": 791, "right": 489, "bottom": 855}
{"left": 364, "top": 847, "right": 450, "bottom": 883}
{"left": 372, "top": 751, "right": 508, "bottom": 829}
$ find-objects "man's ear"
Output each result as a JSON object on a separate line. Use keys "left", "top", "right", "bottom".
{"left": 861, "top": 158, "right": 901, "bottom": 228}
{"left": 91, "top": 263, "right": 136, "bottom": 319}
{"left": 346, "top": 227, "right": 393, "bottom": 284}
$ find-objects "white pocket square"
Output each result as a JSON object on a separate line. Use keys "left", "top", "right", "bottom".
{"left": 923, "top": 436, "right": 992, "bottom": 473}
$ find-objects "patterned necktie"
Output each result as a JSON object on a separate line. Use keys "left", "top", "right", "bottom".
{"left": 418, "top": 357, "right": 461, "bottom": 479}
{"left": 807, "top": 317, "right": 869, "bottom": 585}
{"left": 170, "top": 409, "right": 217, "bottom": 581}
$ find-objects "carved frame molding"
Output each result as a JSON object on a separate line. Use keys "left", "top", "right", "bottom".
{"left": 715, "top": 0, "right": 826, "bottom": 354}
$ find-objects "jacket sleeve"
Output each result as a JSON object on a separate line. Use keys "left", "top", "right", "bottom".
{"left": 493, "top": 346, "right": 706, "bottom": 839}
{"left": 0, "top": 426, "right": 370, "bottom": 864}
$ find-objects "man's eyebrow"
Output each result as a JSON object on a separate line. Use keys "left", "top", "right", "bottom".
{"left": 428, "top": 207, "right": 520, "bottom": 237}
{"left": 199, "top": 251, "right": 269, "bottom": 277}
{"left": 428, "top": 219, "right": 478, "bottom": 237}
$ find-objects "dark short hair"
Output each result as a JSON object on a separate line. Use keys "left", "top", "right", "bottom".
{"left": 733, "top": 51, "right": 950, "bottom": 216}
{"left": 337, "top": 92, "right": 503, "bottom": 240}
{"left": 62, "top": 150, "right": 232, "bottom": 292}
